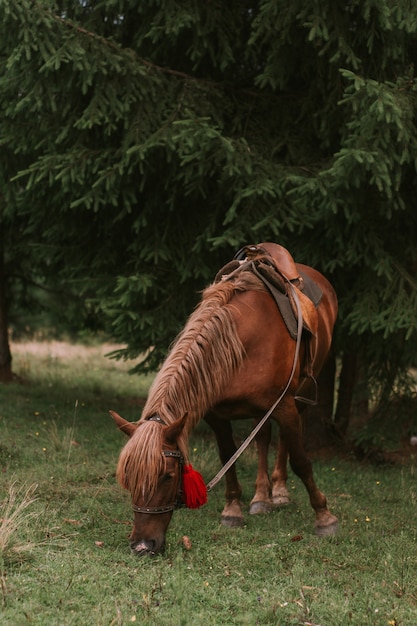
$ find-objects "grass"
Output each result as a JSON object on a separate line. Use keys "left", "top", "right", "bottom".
{"left": 0, "top": 482, "right": 39, "bottom": 570}
{"left": 0, "top": 340, "right": 416, "bottom": 625}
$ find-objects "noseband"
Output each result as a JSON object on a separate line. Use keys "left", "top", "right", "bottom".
{"left": 132, "top": 416, "right": 184, "bottom": 515}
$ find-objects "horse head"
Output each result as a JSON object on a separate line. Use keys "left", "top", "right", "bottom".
{"left": 110, "top": 410, "right": 187, "bottom": 556}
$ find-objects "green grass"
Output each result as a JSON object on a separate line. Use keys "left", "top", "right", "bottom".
{"left": 0, "top": 340, "right": 416, "bottom": 625}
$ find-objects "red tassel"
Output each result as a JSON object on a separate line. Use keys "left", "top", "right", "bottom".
{"left": 182, "top": 464, "right": 207, "bottom": 509}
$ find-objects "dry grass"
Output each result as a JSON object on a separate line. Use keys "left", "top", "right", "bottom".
{"left": 0, "top": 482, "right": 39, "bottom": 566}
{"left": 9, "top": 340, "right": 153, "bottom": 400}
{"left": 11, "top": 340, "right": 136, "bottom": 371}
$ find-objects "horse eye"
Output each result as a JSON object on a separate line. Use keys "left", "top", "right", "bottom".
{"left": 162, "top": 472, "right": 175, "bottom": 482}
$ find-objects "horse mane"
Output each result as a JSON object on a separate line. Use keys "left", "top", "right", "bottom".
{"left": 116, "top": 271, "right": 267, "bottom": 500}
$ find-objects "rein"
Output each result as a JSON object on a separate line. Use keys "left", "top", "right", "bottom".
{"left": 206, "top": 280, "right": 303, "bottom": 492}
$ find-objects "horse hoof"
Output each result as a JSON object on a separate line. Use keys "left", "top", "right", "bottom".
{"left": 272, "top": 495, "right": 291, "bottom": 506}
{"left": 221, "top": 515, "right": 244, "bottom": 527}
{"left": 315, "top": 521, "right": 338, "bottom": 537}
{"left": 249, "top": 501, "right": 273, "bottom": 515}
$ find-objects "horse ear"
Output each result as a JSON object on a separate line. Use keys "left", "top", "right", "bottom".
{"left": 164, "top": 413, "right": 188, "bottom": 445}
{"left": 109, "top": 410, "right": 138, "bottom": 438}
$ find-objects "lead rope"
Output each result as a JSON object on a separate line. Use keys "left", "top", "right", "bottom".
{"left": 206, "top": 281, "right": 303, "bottom": 492}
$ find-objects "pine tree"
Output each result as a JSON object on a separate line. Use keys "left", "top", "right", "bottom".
{"left": 1, "top": 1, "right": 416, "bottom": 439}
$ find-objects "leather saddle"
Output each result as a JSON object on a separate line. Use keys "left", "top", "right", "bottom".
{"left": 215, "top": 242, "right": 322, "bottom": 340}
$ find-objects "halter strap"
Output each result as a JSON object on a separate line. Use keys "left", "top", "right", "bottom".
{"left": 132, "top": 503, "right": 177, "bottom": 514}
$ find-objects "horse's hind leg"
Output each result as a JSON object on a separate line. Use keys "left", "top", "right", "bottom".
{"left": 204, "top": 412, "right": 244, "bottom": 527}
{"left": 271, "top": 437, "right": 291, "bottom": 506}
{"left": 276, "top": 400, "right": 338, "bottom": 534}
{"left": 249, "top": 419, "right": 273, "bottom": 515}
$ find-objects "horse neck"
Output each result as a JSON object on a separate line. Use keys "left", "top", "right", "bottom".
{"left": 141, "top": 281, "right": 246, "bottom": 451}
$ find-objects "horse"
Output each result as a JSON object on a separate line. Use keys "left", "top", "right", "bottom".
{"left": 111, "top": 242, "right": 338, "bottom": 556}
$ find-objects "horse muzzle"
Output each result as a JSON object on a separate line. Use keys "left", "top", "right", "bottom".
{"left": 130, "top": 538, "right": 165, "bottom": 557}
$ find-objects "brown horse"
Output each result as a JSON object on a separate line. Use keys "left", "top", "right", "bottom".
{"left": 111, "top": 243, "right": 338, "bottom": 555}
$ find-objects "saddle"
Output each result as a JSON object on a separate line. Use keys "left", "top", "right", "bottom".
{"left": 215, "top": 242, "right": 322, "bottom": 340}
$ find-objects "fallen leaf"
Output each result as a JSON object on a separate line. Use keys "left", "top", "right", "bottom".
{"left": 95, "top": 541, "right": 104, "bottom": 548}
{"left": 290, "top": 535, "right": 303, "bottom": 542}
{"left": 182, "top": 535, "right": 192, "bottom": 550}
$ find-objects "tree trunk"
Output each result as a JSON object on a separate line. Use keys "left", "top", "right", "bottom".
{"left": 334, "top": 348, "right": 358, "bottom": 437}
{"left": 0, "top": 230, "right": 13, "bottom": 382}
{"left": 302, "top": 353, "right": 336, "bottom": 450}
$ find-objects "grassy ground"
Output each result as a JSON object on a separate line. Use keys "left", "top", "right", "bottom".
{"left": 0, "top": 341, "right": 416, "bottom": 625}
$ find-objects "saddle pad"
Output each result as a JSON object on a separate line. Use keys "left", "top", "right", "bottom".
{"left": 254, "top": 268, "right": 322, "bottom": 340}
{"left": 300, "top": 270, "right": 323, "bottom": 308}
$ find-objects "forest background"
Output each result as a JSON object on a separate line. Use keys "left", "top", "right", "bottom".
{"left": 1, "top": 0, "right": 417, "bottom": 454}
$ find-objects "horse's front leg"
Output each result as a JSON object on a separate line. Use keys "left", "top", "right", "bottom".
{"left": 249, "top": 419, "right": 273, "bottom": 515}
{"left": 205, "top": 412, "right": 244, "bottom": 527}
{"left": 277, "top": 400, "right": 338, "bottom": 534}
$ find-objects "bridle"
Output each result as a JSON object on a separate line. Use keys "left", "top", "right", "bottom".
{"left": 131, "top": 416, "right": 184, "bottom": 515}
